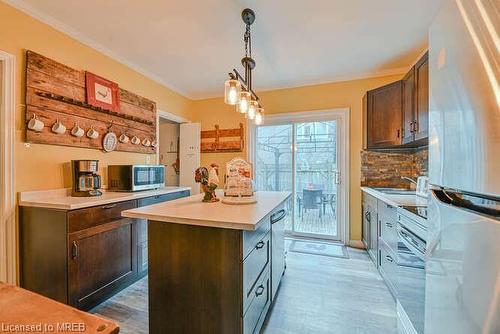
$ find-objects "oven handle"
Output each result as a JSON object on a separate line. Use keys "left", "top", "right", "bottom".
{"left": 398, "top": 225, "right": 426, "bottom": 261}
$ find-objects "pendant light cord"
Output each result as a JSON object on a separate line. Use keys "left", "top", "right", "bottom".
{"left": 244, "top": 25, "right": 252, "bottom": 58}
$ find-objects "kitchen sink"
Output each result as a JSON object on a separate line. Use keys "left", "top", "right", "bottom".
{"left": 372, "top": 188, "right": 416, "bottom": 195}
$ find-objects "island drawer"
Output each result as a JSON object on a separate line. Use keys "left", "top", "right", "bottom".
{"left": 137, "top": 190, "right": 190, "bottom": 207}
{"left": 243, "top": 268, "right": 270, "bottom": 334}
{"left": 242, "top": 216, "right": 271, "bottom": 260}
{"left": 67, "top": 200, "right": 137, "bottom": 233}
{"left": 243, "top": 232, "right": 270, "bottom": 312}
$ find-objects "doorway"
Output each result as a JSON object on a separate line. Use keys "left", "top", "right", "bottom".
{"left": 158, "top": 118, "right": 180, "bottom": 186}
{"left": 252, "top": 109, "right": 349, "bottom": 242}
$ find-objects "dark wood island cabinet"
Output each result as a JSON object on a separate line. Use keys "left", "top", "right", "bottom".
{"left": 122, "top": 191, "right": 291, "bottom": 334}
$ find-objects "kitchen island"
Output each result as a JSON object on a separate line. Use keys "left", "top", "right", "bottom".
{"left": 122, "top": 191, "right": 292, "bottom": 334}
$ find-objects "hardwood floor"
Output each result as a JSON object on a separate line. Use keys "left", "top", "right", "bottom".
{"left": 91, "top": 242, "right": 397, "bottom": 334}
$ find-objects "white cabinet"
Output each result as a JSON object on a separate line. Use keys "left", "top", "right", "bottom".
{"left": 179, "top": 123, "right": 201, "bottom": 194}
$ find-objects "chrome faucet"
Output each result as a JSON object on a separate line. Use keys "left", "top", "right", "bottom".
{"left": 401, "top": 176, "right": 417, "bottom": 188}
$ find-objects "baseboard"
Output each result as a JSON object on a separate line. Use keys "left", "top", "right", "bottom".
{"left": 397, "top": 301, "right": 417, "bottom": 334}
{"left": 348, "top": 240, "right": 365, "bottom": 249}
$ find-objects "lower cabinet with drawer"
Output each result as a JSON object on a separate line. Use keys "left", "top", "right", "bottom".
{"left": 147, "top": 201, "right": 288, "bottom": 334}
{"left": 19, "top": 190, "right": 190, "bottom": 310}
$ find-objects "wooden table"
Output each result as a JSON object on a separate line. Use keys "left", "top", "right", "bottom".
{"left": 0, "top": 283, "right": 119, "bottom": 334}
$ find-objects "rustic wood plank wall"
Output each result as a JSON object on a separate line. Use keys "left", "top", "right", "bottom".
{"left": 201, "top": 123, "right": 244, "bottom": 153}
{"left": 25, "top": 51, "right": 157, "bottom": 154}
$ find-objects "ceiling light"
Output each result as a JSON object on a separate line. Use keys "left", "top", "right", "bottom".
{"left": 255, "top": 108, "right": 264, "bottom": 125}
{"left": 247, "top": 100, "right": 258, "bottom": 120}
{"left": 224, "top": 79, "right": 241, "bottom": 105}
{"left": 223, "top": 8, "right": 264, "bottom": 125}
{"left": 237, "top": 91, "right": 251, "bottom": 113}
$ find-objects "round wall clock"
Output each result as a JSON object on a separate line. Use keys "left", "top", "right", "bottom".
{"left": 103, "top": 132, "right": 118, "bottom": 152}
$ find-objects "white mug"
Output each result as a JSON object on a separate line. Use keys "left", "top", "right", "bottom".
{"left": 51, "top": 119, "right": 66, "bottom": 134}
{"left": 71, "top": 123, "right": 84, "bottom": 137}
{"left": 119, "top": 133, "right": 129, "bottom": 143}
{"left": 27, "top": 114, "right": 44, "bottom": 132}
{"left": 151, "top": 140, "right": 158, "bottom": 148}
{"left": 131, "top": 136, "right": 140, "bottom": 145}
{"left": 87, "top": 126, "right": 99, "bottom": 139}
{"left": 142, "top": 138, "right": 151, "bottom": 147}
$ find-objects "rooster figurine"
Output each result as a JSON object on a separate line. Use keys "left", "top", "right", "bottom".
{"left": 195, "top": 164, "right": 220, "bottom": 202}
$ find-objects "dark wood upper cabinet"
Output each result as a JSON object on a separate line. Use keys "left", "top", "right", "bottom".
{"left": 402, "top": 68, "right": 415, "bottom": 145}
{"left": 365, "top": 81, "right": 403, "bottom": 149}
{"left": 365, "top": 52, "right": 429, "bottom": 149}
{"left": 414, "top": 52, "right": 429, "bottom": 141}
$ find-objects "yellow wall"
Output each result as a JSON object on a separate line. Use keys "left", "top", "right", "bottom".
{"left": 191, "top": 74, "right": 403, "bottom": 241}
{"left": 1, "top": 1, "right": 405, "bottom": 242}
{"left": 0, "top": 2, "right": 193, "bottom": 192}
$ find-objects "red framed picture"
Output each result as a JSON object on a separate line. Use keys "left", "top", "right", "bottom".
{"left": 85, "top": 72, "right": 120, "bottom": 112}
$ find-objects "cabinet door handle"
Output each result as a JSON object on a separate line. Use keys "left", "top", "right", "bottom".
{"left": 386, "top": 255, "right": 394, "bottom": 263}
{"left": 72, "top": 241, "right": 78, "bottom": 259}
{"left": 255, "top": 241, "right": 265, "bottom": 250}
{"left": 101, "top": 204, "right": 117, "bottom": 209}
{"left": 255, "top": 285, "right": 265, "bottom": 297}
{"left": 396, "top": 129, "right": 400, "bottom": 138}
{"left": 271, "top": 209, "right": 286, "bottom": 224}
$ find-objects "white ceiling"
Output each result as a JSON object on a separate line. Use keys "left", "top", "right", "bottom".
{"left": 7, "top": 0, "right": 444, "bottom": 99}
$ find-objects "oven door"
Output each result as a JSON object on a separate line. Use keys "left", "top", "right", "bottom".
{"left": 397, "top": 223, "right": 426, "bottom": 334}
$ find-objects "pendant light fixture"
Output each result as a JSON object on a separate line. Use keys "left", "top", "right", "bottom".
{"left": 223, "top": 8, "right": 264, "bottom": 125}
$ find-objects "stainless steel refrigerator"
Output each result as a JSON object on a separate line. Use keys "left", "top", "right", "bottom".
{"left": 426, "top": 0, "right": 499, "bottom": 333}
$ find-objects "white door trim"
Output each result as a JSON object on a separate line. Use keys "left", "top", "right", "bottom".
{"left": 248, "top": 108, "right": 350, "bottom": 245}
{"left": 0, "top": 50, "right": 17, "bottom": 284}
{"left": 158, "top": 109, "right": 190, "bottom": 124}
{"left": 156, "top": 109, "right": 190, "bottom": 164}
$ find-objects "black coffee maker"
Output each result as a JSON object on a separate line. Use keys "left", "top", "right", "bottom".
{"left": 72, "top": 160, "right": 102, "bottom": 197}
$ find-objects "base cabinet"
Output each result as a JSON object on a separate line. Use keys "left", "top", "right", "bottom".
{"left": 19, "top": 190, "right": 189, "bottom": 310}
{"left": 362, "top": 193, "right": 378, "bottom": 266}
{"left": 362, "top": 191, "right": 400, "bottom": 299}
{"left": 68, "top": 218, "right": 137, "bottom": 309}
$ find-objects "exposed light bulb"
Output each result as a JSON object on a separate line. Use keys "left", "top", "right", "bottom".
{"left": 237, "top": 91, "right": 251, "bottom": 113}
{"left": 228, "top": 88, "right": 238, "bottom": 104}
{"left": 255, "top": 109, "right": 263, "bottom": 125}
{"left": 224, "top": 79, "right": 241, "bottom": 105}
{"left": 247, "top": 101, "right": 258, "bottom": 120}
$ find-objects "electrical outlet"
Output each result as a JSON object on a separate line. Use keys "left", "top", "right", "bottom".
{"left": 146, "top": 155, "right": 151, "bottom": 164}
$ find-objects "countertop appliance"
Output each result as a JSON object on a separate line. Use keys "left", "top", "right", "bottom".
{"left": 108, "top": 165, "right": 165, "bottom": 192}
{"left": 71, "top": 160, "right": 102, "bottom": 197}
{"left": 426, "top": 1, "right": 500, "bottom": 333}
{"left": 271, "top": 205, "right": 287, "bottom": 300}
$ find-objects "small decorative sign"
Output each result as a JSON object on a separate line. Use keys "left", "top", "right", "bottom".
{"left": 85, "top": 72, "right": 120, "bottom": 113}
{"left": 224, "top": 157, "right": 254, "bottom": 197}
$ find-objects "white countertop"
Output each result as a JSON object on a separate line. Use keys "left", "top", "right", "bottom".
{"left": 122, "top": 191, "right": 292, "bottom": 231}
{"left": 361, "top": 187, "right": 428, "bottom": 207}
{"left": 18, "top": 186, "right": 191, "bottom": 210}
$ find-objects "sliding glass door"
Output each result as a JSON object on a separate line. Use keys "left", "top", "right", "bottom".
{"left": 255, "top": 118, "right": 342, "bottom": 240}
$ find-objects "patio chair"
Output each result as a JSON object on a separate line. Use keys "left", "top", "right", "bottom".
{"left": 302, "top": 189, "right": 323, "bottom": 219}
{"left": 322, "top": 193, "right": 336, "bottom": 216}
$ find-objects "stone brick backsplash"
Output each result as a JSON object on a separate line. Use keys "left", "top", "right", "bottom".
{"left": 360, "top": 148, "right": 428, "bottom": 188}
